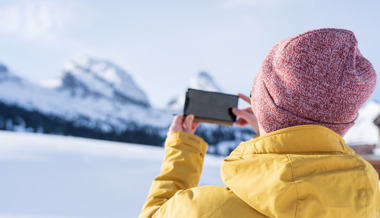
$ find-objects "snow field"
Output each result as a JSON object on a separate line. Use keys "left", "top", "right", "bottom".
{"left": 0, "top": 131, "right": 224, "bottom": 218}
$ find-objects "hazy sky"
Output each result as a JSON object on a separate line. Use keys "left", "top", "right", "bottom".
{"left": 1, "top": 0, "right": 379, "bottom": 108}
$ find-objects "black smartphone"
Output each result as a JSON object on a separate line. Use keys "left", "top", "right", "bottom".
{"left": 183, "top": 89, "right": 238, "bottom": 126}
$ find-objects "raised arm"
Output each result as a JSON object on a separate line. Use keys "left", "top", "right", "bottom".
{"left": 139, "top": 115, "right": 208, "bottom": 218}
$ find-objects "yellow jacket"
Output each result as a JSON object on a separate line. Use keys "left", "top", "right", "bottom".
{"left": 140, "top": 125, "right": 380, "bottom": 217}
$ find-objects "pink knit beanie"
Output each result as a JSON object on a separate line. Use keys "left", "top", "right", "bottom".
{"left": 251, "top": 28, "right": 377, "bottom": 136}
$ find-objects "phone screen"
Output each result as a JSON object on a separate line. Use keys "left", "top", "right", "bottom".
{"left": 183, "top": 89, "right": 238, "bottom": 126}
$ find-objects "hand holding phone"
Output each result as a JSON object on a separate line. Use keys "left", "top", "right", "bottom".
{"left": 183, "top": 89, "right": 238, "bottom": 126}
{"left": 232, "top": 93, "right": 259, "bottom": 134}
{"left": 167, "top": 114, "right": 200, "bottom": 136}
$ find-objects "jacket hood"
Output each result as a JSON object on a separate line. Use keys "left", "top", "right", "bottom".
{"left": 221, "top": 125, "right": 379, "bottom": 217}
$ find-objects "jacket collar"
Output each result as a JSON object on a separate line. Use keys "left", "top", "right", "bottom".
{"left": 222, "top": 125, "right": 362, "bottom": 218}
{"left": 230, "top": 125, "right": 354, "bottom": 156}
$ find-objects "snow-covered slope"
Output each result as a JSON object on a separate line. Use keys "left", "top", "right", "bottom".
{"left": 344, "top": 101, "right": 380, "bottom": 146}
{"left": 0, "top": 130, "right": 224, "bottom": 218}
{"left": 0, "top": 58, "right": 172, "bottom": 133}
{"left": 60, "top": 56, "right": 150, "bottom": 107}
{"left": 167, "top": 71, "right": 223, "bottom": 111}
{"left": 0, "top": 63, "right": 22, "bottom": 83}
{"left": 0, "top": 62, "right": 8, "bottom": 77}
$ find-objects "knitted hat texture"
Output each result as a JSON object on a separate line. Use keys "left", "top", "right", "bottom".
{"left": 251, "top": 28, "right": 376, "bottom": 136}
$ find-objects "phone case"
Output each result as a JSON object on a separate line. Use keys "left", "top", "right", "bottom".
{"left": 183, "top": 89, "right": 238, "bottom": 126}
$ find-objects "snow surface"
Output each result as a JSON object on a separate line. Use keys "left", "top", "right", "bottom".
{"left": 344, "top": 101, "right": 380, "bottom": 146}
{"left": 0, "top": 131, "right": 224, "bottom": 218}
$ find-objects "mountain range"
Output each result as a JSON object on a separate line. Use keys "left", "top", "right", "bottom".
{"left": 0, "top": 56, "right": 254, "bottom": 154}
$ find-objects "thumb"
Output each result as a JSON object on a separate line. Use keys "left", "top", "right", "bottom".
{"left": 232, "top": 108, "right": 250, "bottom": 119}
{"left": 167, "top": 115, "right": 184, "bottom": 136}
{"left": 183, "top": 114, "right": 194, "bottom": 133}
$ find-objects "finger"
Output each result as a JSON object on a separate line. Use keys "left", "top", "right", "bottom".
{"left": 191, "top": 122, "right": 200, "bottom": 133}
{"left": 236, "top": 122, "right": 246, "bottom": 127}
{"left": 234, "top": 108, "right": 257, "bottom": 127}
{"left": 167, "top": 115, "right": 184, "bottom": 136}
{"left": 233, "top": 109, "right": 249, "bottom": 126}
{"left": 170, "top": 115, "right": 184, "bottom": 130}
{"left": 235, "top": 118, "right": 248, "bottom": 126}
{"left": 191, "top": 120, "right": 199, "bottom": 128}
{"left": 234, "top": 108, "right": 255, "bottom": 118}
{"left": 233, "top": 107, "right": 254, "bottom": 118}
{"left": 232, "top": 107, "right": 240, "bottom": 116}
{"left": 237, "top": 93, "right": 251, "bottom": 104}
{"left": 236, "top": 116, "right": 248, "bottom": 125}
{"left": 235, "top": 119, "right": 243, "bottom": 126}
{"left": 173, "top": 115, "right": 184, "bottom": 125}
{"left": 242, "top": 107, "right": 253, "bottom": 113}
{"left": 232, "top": 108, "right": 247, "bottom": 117}
{"left": 183, "top": 114, "right": 194, "bottom": 133}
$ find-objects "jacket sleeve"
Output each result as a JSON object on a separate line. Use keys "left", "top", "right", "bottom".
{"left": 139, "top": 131, "right": 208, "bottom": 218}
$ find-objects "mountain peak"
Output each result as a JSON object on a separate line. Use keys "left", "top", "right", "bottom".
{"left": 0, "top": 62, "right": 23, "bottom": 84}
{"left": 189, "top": 71, "right": 221, "bottom": 92}
{"left": 167, "top": 71, "right": 222, "bottom": 110}
{"left": 60, "top": 56, "right": 150, "bottom": 107}
{"left": 63, "top": 56, "right": 125, "bottom": 86}
{"left": 0, "top": 63, "right": 8, "bottom": 81}
{"left": 0, "top": 63, "right": 8, "bottom": 74}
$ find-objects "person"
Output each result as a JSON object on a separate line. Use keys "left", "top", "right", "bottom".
{"left": 139, "top": 28, "right": 380, "bottom": 217}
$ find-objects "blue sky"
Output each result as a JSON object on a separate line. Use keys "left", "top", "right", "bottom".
{"left": 0, "top": 0, "right": 379, "bottom": 108}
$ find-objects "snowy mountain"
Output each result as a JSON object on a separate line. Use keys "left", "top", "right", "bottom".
{"left": 0, "top": 62, "right": 8, "bottom": 77}
{"left": 60, "top": 57, "right": 150, "bottom": 107}
{"left": 0, "top": 57, "right": 170, "bottom": 126}
{"left": 0, "top": 62, "right": 22, "bottom": 83}
{"left": 167, "top": 71, "right": 222, "bottom": 111}
{"left": 189, "top": 71, "right": 222, "bottom": 92}
{"left": 0, "top": 58, "right": 172, "bottom": 145}
{"left": 0, "top": 59, "right": 255, "bottom": 150}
